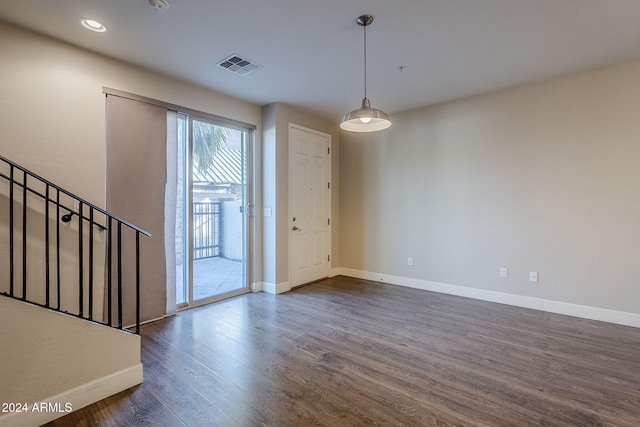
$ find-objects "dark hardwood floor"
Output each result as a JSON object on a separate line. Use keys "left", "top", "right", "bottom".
{"left": 47, "top": 276, "right": 640, "bottom": 426}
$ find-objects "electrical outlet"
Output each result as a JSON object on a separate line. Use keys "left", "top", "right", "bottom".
{"left": 500, "top": 267, "right": 508, "bottom": 278}
{"left": 529, "top": 271, "right": 539, "bottom": 282}
{"left": 408, "top": 257, "right": 413, "bottom": 266}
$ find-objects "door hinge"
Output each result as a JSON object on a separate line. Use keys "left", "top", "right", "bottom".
{"left": 327, "top": 182, "right": 330, "bottom": 189}
{"left": 328, "top": 255, "right": 331, "bottom": 262}
{"left": 328, "top": 147, "right": 331, "bottom": 154}
{"left": 328, "top": 218, "right": 330, "bottom": 225}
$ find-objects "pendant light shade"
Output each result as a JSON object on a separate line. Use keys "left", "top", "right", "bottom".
{"left": 340, "top": 15, "right": 391, "bottom": 133}
{"left": 341, "top": 98, "right": 391, "bottom": 132}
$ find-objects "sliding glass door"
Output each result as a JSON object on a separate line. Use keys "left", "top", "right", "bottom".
{"left": 176, "top": 114, "right": 251, "bottom": 307}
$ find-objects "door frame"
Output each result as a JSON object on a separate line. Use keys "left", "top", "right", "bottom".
{"left": 180, "top": 115, "right": 254, "bottom": 309}
{"left": 288, "top": 123, "right": 332, "bottom": 288}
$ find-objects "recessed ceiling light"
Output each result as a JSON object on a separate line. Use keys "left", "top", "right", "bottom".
{"left": 148, "top": 0, "right": 169, "bottom": 13}
{"left": 81, "top": 19, "right": 106, "bottom": 32}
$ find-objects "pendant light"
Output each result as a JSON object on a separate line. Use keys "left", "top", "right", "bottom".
{"left": 340, "top": 14, "right": 391, "bottom": 132}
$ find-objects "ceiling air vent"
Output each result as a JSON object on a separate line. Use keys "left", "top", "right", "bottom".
{"left": 217, "top": 55, "right": 260, "bottom": 76}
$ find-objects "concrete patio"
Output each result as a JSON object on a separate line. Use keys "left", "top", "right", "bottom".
{"left": 176, "top": 256, "right": 245, "bottom": 302}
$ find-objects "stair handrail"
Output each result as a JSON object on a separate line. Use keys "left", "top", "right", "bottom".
{"left": 0, "top": 154, "right": 151, "bottom": 334}
{"left": 0, "top": 154, "right": 150, "bottom": 236}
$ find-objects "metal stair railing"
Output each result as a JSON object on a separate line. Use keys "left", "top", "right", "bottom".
{"left": 0, "top": 154, "right": 151, "bottom": 334}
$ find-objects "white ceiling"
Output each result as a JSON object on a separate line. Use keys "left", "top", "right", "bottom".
{"left": 2, "top": 0, "right": 640, "bottom": 122}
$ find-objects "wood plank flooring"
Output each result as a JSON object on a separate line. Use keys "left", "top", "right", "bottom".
{"left": 46, "top": 276, "right": 640, "bottom": 426}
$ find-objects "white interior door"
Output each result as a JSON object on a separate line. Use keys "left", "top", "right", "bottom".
{"left": 289, "top": 124, "right": 331, "bottom": 287}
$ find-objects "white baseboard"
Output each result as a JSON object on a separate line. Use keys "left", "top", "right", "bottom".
{"left": 329, "top": 268, "right": 341, "bottom": 278}
{"left": 251, "top": 282, "right": 264, "bottom": 292}
{"left": 0, "top": 364, "right": 143, "bottom": 427}
{"left": 338, "top": 268, "right": 640, "bottom": 328}
{"left": 126, "top": 315, "right": 167, "bottom": 330}
{"left": 263, "top": 281, "right": 291, "bottom": 295}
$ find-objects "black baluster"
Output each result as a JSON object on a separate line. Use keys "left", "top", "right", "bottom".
{"left": 9, "top": 165, "right": 14, "bottom": 297}
{"left": 88, "top": 207, "right": 94, "bottom": 321}
{"left": 136, "top": 231, "right": 141, "bottom": 334}
{"left": 56, "top": 190, "right": 61, "bottom": 310}
{"left": 107, "top": 217, "right": 112, "bottom": 327}
{"left": 45, "top": 184, "right": 50, "bottom": 308}
{"left": 117, "top": 222, "right": 122, "bottom": 329}
{"left": 78, "top": 201, "right": 83, "bottom": 317}
{"left": 22, "top": 172, "right": 27, "bottom": 301}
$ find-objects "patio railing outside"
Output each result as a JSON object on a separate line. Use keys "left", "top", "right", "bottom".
{"left": 193, "top": 201, "right": 221, "bottom": 260}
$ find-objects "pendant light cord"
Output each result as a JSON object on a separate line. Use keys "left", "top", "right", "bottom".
{"left": 363, "top": 21, "right": 367, "bottom": 99}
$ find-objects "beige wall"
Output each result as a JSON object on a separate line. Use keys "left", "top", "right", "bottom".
{"left": 340, "top": 60, "right": 640, "bottom": 315}
{"left": 0, "top": 297, "right": 141, "bottom": 426}
{"left": 262, "top": 103, "right": 339, "bottom": 286}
